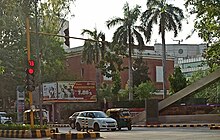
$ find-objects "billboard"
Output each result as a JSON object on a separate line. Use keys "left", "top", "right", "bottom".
{"left": 43, "top": 81, "right": 96, "bottom": 102}
{"left": 42, "top": 82, "right": 57, "bottom": 100}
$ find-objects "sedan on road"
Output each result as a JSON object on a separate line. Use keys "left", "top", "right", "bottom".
{"left": 75, "top": 111, "right": 117, "bottom": 131}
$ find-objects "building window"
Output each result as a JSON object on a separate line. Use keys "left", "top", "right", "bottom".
{"left": 81, "top": 68, "right": 84, "bottom": 77}
{"left": 156, "top": 66, "right": 163, "bottom": 82}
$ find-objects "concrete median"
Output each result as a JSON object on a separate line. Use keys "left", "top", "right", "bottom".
{"left": 51, "top": 132, "right": 100, "bottom": 140}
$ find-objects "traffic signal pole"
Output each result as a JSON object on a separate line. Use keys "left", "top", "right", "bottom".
{"left": 26, "top": 16, "right": 34, "bottom": 128}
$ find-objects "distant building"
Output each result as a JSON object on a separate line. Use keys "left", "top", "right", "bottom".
{"left": 65, "top": 45, "right": 175, "bottom": 97}
{"left": 154, "top": 43, "right": 209, "bottom": 78}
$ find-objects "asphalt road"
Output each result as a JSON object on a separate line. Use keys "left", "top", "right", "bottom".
{"left": 1, "top": 126, "right": 220, "bottom": 140}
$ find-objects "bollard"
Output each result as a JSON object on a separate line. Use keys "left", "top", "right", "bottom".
{"left": 55, "top": 128, "right": 59, "bottom": 133}
{"left": 85, "top": 119, "right": 89, "bottom": 132}
{"left": 82, "top": 119, "right": 85, "bottom": 132}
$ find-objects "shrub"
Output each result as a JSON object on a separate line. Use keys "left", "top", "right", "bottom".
{"left": 0, "top": 124, "right": 48, "bottom": 130}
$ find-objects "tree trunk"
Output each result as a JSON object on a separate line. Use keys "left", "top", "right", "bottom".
{"left": 128, "top": 27, "right": 133, "bottom": 100}
{"left": 161, "top": 30, "right": 167, "bottom": 98}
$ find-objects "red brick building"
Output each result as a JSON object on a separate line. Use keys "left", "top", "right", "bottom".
{"left": 40, "top": 46, "right": 174, "bottom": 123}
{"left": 65, "top": 46, "right": 174, "bottom": 95}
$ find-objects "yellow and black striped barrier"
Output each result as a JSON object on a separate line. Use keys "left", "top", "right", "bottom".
{"left": 31, "top": 129, "right": 52, "bottom": 138}
{"left": 0, "top": 129, "right": 54, "bottom": 138}
{"left": 132, "top": 123, "right": 217, "bottom": 128}
{"left": 210, "top": 126, "right": 220, "bottom": 130}
{"left": 51, "top": 132, "right": 100, "bottom": 140}
{"left": 0, "top": 130, "right": 31, "bottom": 138}
{"left": 48, "top": 124, "right": 70, "bottom": 127}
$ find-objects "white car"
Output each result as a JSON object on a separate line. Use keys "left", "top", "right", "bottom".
{"left": 75, "top": 111, "right": 117, "bottom": 131}
{"left": 0, "top": 112, "right": 12, "bottom": 124}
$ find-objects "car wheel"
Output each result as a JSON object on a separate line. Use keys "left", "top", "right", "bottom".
{"left": 76, "top": 123, "right": 81, "bottom": 131}
{"left": 93, "top": 123, "right": 100, "bottom": 131}
{"left": 70, "top": 122, "right": 75, "bottom": 129}
{"left": 118, "top": 127, "right": 121, "bottom": 131}
{"left": 128, "top": 125, "right": 132, "bottom": 130}
{"left": 111, "top": 128, "right": 116, "bottom": 131}
{"left": 4, "top": 121, "right": 12, "bottom": 124}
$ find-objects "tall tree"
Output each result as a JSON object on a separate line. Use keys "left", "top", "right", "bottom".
{"left": 81, "top": 28, "right": 105, "bottom": 64}
{"left": 106, "top": 2, "right": 147, "bottom": 100}
{"left": 0, "top": 0, "right": 75, "bottom": 105}
{"left": 185, "top": 0, "right": 220, "bottom": 70}
{"left": 99, "top": 43, "right": 127, "bottom": 101}
{"left": 81, "top": 28, "right": 105, "bottom": 95}
{"left": 141, "top": 0, "right": 184, "bottom": 98}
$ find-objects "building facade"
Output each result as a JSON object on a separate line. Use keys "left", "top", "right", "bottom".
{"left": 65, "top": 46, "right": 175, "bottom": 96}
{"left": 154, "top": 43, "right": 208, "bottom": 78}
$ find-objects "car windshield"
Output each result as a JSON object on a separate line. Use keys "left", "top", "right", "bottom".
{"left": 120, "top": 111, "right": 130, "bottom": 116}
{"left": 93, "top": 112, "right": 108, "bottom": 118}
{"left": 0, "top": 113, "right": 7, "bottom": 117}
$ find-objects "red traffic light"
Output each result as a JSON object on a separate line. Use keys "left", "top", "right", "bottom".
{"left": 28, "top": 60, "right": 35, "bottom": 67}
{"left": 28, "top": 68, "right": 34, "bottom": 74}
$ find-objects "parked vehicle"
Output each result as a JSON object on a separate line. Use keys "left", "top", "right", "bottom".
{"left": 75, "top": 111, "right": 117, "bottom": 131}
{"left": 23, "top": 109, "right": 48, "bottom": 125}
{"left": 106, "top": 108, "right": 132, "bottom": 130}
{"left": 69, "top": 112, "right": 80, "bottom": 129}
{"left": 0, "top": 112, "right": 12, "bottom": 124}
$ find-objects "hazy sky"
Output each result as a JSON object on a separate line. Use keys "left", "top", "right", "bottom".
{"left": 69, "top": 0, "right": 204, "bottom": 48}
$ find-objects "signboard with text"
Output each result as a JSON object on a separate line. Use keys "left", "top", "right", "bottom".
{"left": 42, "top": 81, "right": 96, "bottom": 102}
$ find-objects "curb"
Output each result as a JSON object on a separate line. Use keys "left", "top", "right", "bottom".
{"left": 210, "top": 126, "right": 220, "bottom": 130}
{"left": 132, "top": 123, "right": 217, "bottom": 128}
{"left": 51, "top": 132, "right": 100, "bottom": 140}
{"left": 31, "top": 129, "right": 53, "bottom": 138}
{"left": 0, "top": 130, "right": 31, "bottom": 138}
{"left": 0, "top": 129, "right": 54, "bottom": 138}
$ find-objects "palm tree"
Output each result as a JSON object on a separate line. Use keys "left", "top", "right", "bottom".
{"left": 81, "top": 28, "right": 105, "bottom": 96}
{"left": 106, "top": 2, "right": 147, "bottom": 100}
{"left": 141, "top": 0, "right": 184, "bottom": 98}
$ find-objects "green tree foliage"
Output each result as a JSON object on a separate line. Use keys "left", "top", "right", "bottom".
{"left": 168, "top": 67, "right": 187, "bottom": 95}
{"left": 106, "top": 2, "right": 147, "bottom": 100}
{"left": 134, "top": 81, "right": 156, "bottom": 100}
{"left": 188, "top": 69, "right": 220, "bottom": 103}
{"left": 81, "top": 28, "right": 105, "bottom": 65}
{"left": 141, "top": 0, "right": 184, "bottom": 98}
{"left": 98, "top": 83, "right": 114, "bottom": 102}
{"left": 0, "top": 0, "right": 28, "bottom": 99}
{"left": 203, "top": 42, "right": 220, "bottom": 70}
{"left": 185, "top": 0, "right": 220, "bottom": 43}
{"left": 132, "top": 57, "right": 150, "bottom": 87}
{"left": 81, "top": 28, "right": 105, "bottom": 93}
{"left": 185, "top": 0, "right": 220, "bottom": 69}
{"left": 0, "top": 0, "right": 75, "bottom": 101}
{"left": 187, "top": 69, "right": 209, "bottom": 84}
{"left": 99, "top": 72, "right": 121, "bottom": 102}
{"left": 99, "top": 43, "right": 127, "bottom": 100}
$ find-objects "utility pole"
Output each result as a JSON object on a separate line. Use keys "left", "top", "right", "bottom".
{"left": 34, "top": 0, "right": 43, "bottom": 127}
